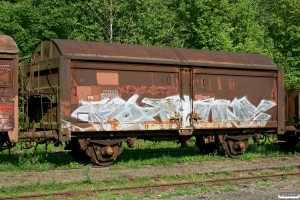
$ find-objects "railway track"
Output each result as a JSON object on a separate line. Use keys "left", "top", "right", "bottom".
{"left": 0, "top": 153, "right": 299, "bottom": 173}
{"left": 1, "top": 164, "right": 300, "bottom": 199}
{"left": 23, "top": 153, "right": 300, "bottom": 172}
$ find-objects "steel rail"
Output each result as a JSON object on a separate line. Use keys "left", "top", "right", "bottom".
{"left": 0, "top": 153, "right": 299, "bottom": 173}
{"left": 1, "top": 166, "right": 300, "bottom": 200}
{"left": 29, "top": 153, "right": 300, "bottom": 172}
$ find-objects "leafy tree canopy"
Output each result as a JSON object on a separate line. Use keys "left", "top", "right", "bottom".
{"left": 1, "top": 0, "right": 300, "bottom": 88}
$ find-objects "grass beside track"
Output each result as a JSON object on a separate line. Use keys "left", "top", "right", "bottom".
{"left": 0, "top": 139, "right": 299, "bottom": 172}
{"left": 45, "top": 177, "right": 298, "bottom": 200}
{"left": 0, "top": 165, "right": 298, "bottom": 199}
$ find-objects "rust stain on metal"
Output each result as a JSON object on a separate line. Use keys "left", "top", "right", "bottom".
{"left": 151, "top": 73, "right": 154, "bottom": 86}
{"left": 217, "top": 77, "right": 222, "bottom": 90}
{"left": 145, "top": 122, "right": 149, "bottom": 130}
{"left": 72, "top": 120, "right": 180, "bottom": 132}
{"left": 193, "top": 119, "right": 276, "bottom": 129}
{"left": 209, "top": 79, "right": 212, "bottom": 90}
{"left": 0, "top": 104, "right": 14, "bottom": 110}
{"left": 229, "top": 78, "right": 235, "bottom": 90}
{"left": 195, "top": 94, "right": 202, "bottom": 100}
{"left": 71, "top": 76, "right": 78, "bottom": 87}
{"left": 97, "top": 72, "right": 119, "bottom": 85}
{"left": 201, "top": 78, "right": 205, "bottom": 89}
{"left": 147, "top": 86, "right": 178, "bottom": 95}
{"left": 271, "top": 79, "right": 277, "bottom": 101}
{"left": 194, "top": 94, "right": 212, "bottom": 101}
{"left": 171, "top": 73, "right": 177, "bottom": 87}
{"left": 107, "top": 119, "right": 120, "bottom": 131}
{"left": 118, "top": 85, "right": 178, "bottom": 96}
{"left": 91, "top": 86, "right": 101, "bottom": 101}
{"left": 60, "top": 101, "right": 71, "bottom": 117}
{"left": 118, "top": 85, "right": 147, "bottom": 95}
{"left": 76, "top": 86, "right": 92, "bottom": 101}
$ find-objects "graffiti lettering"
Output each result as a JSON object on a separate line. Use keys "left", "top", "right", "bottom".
{"left": 193, "top": 97, "right": 276, "bottom": 128}
{"left": 70, "top": 94, "right": 276, "bottom": 131}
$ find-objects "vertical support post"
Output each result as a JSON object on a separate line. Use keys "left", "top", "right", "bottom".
{"left": 8, "top": 142, "right": 11, "bottom": 162}
{"left": 38, "top": 64, "right": 40, "bottom": 93}
{"left": 59, "top": 56, "right": 71, "bottom": 141}
{"left": 45, "top": 142, "right": 48, "bottom": 157}
{"left": 179, "top": 67, "right": 193, "bottom": 132}
{"left": 277, "top": 68, "right": 285, "bottom": 134}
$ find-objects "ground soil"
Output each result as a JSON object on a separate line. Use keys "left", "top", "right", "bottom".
{"left": 163, "top": 178, "right": 300, "bottom": 200}
{"left": 1, "top": 155, "right": 300, "bottom": 188}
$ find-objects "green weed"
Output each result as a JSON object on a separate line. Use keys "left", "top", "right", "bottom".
{"left": 278, "top": 166, "right": 293, "bottom": 173}
{"left": 261, "top": 183, "right": 270, "bottom": 187}
{"left": 225, "top": 171, "right": 234, "bottom": 176}
{"left": 248, "top": 171, "right": 256, "bottom": 176}
{"left": 196, "top": 183, "right": 210, "bottom": 193}
{"left": 81, "top": 165, "right": 92, "bottom": 184}
{"left": 94, "top": 191, "right": 136, "bottom": 200}
{"left": 220, "top": 185, "right": 235, "bottom": 192}
{"left": 159, "top": 187, "right": 198, "bottom": 198}
{"left": 263, "top": 176, "right": 270, "bottom": 182}
{"left": 206, "top": 172, "right": 216, "bottom": 179}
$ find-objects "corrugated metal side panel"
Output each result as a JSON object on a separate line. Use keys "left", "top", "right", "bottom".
{"left": 0, "top": 59, "right": 14, "bottom": 131}
{"left": 192, "top": 67, "right": 278, "bottom": 129}
{"left": 69, "top": 61, "right": 180, "bottom": 132}
{"left": 0, "top": 87, "right": 14, "bottom": 130}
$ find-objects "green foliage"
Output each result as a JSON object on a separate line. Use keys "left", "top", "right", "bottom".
{"left": 278, "top": 166, "right": 293, "bottom": 173}
{"left": 257, "top": 0, "right": 300, "bottom": 88}
{"left": 0, "top": 0, "right": 80, "bottom": 57}
{"left": 158, "top": 187, "right": 199, "bottom": 198}
{"left": 177, "top": 0, "right": 235, "bottom": 50}
{"left": 0, "top": 143, "right": 87, "bottom": 171}
{"left": 1, "top": 0, "right": 300, "bottom": 87}
{"left": 220, "top": 185, "right": 235, "bottom": 193}
{"left": 81, "top": 165, "right": 92, "bottom": 184}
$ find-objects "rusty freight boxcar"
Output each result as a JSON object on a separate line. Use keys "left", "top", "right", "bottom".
{"left": 0, "top": 35, "right": 19, "bottom": 150}
{"left": 19, "top": 39, "right": 286, "bottom": 166}
{"left": 280, "top": 89, "right": 300, "bottom": 150}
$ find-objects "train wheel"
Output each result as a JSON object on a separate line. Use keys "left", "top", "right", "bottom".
{"left": 195, "top": 140, "right": 219, "bottom": 154}
{"left": 220, "top": 135, "right": 249, "bottom": 158}
{"left": 277, "top": 134, "right": 298, "bottom": 152}
{"left": 87, "top": 142, "right": 122, "bottom": 167}
{"left": 65, "top": 139, "right": 91, "bottom": 164}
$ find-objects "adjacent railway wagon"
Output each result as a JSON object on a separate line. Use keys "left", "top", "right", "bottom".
{"left": 0, "top": 35, "right": 19, "bottom": 151}
{"left": 18, "top": 38, "right": 298, "bottom": 166}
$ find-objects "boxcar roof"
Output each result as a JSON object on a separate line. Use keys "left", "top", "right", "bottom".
{"left": 0, "top": 35, "right": 19, "bottom": 54}
{"left": 36, "top": 39, "right": 278, "bottom": 69}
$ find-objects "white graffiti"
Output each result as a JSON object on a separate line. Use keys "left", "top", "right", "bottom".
{"left": 193, "top": 97, "right": 276, "bottom": 128}
{"left": 0, "top": 114, "right": 4, "bottom": 127}
{"left": 71, "top": 94, "right": 190, "bottom": 130}
{"left": 0, "top": 114, "right": 9, "bottom": 130}
{"left": 70, "top": 95, "right": 276, "bottom": 131}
